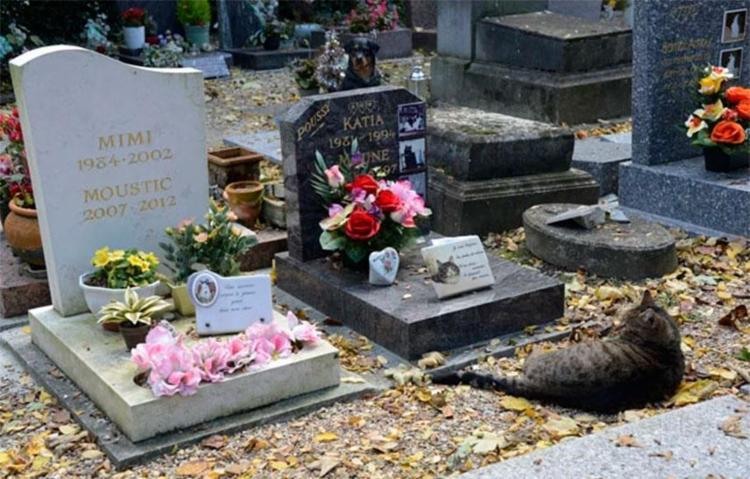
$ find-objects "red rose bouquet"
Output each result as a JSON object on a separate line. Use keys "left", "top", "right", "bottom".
{"left": 122, "top": 7, "right": 147, "bottom": 27}
{"left": 684, "top": 65, "right": 750, "bottom": 155}
{"left": 312, "top": 142, "right": 431, "bottom": 264}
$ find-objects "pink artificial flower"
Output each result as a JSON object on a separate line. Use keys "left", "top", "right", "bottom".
{"left": 388, "top": 180, "right": 430, "bottom": 227}
{"left": 324, "top": 165, "right": 345, "bottom": 188}
{"left": 286, "top": 311, "right": 321, "bottom": 345}
{"left": 192, "top": 339, "right": 230, "bottom": 383}
{"left": 328, "top": 203, "right": 344, "bottom": 218}
{"left": 249, "top": 337, "right": 275, "bottom": 366}
{"left": 225, "top": 336, "right": 253, "bottom": 373}
{"left": 0, "top": 154, "right": 12, "bottom": 176}
{"left": 246, "top": 321, "right": 293, "bottom": 358}
{"left": 148, "top": 346, "right": 202, "bottom": 396}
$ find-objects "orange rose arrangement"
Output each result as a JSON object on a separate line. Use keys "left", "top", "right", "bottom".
{"left": 311, "top": 140, "right": 431, "bottom": 265}
{"left": 684, "top": 65, "right": 750, "bottom": 158}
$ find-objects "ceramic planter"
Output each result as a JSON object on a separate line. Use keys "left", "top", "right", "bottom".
{"left": 79, "top": 273, "right": 160, "bottom": 316}
{"left": 120, "top": 322, "right": 151, "bottom": 350}
{"left": 207, "top": 146, "right": 263, "bottom": 189}
{"left": 185, "top": 24, "right": 210, "bottom": 47}
{"left": 170, "top": 283, "right": 195, "bottom": 317}
{"left": 123, "top": 26, "right": 145, "bottom": 50}
{"left": 3, "top": 201, "right": 44, "bottom": 267}
{"left": 703, "top": 147, "right": 750, "bottom": 172}
{"left": 224, "top": 180, "right": 263, "bottom": 227}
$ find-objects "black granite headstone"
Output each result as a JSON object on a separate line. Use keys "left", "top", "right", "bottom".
{"left": 633, "top": 0, "right": 750, "bottom": 166}
{"left": 279, "top": 86, "right": 426, "bottom": 261}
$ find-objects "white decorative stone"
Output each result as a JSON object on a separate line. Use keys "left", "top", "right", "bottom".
{"left": 187, "top": 270, "right": 273, "bottom": 335}
{"left": 368, "top": 247, "right": 399, "bottom": 285}
{"left": 29, "top": 306, "right": 341, "bottom": 442}
{"left": 10, "top": 46, "right": 208, "bottom": 316}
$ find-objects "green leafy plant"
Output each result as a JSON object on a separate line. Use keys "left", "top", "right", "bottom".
{"left": 176, "top": 0, "right": 211, "bottom": 26}
{"left": 292, "top": 58, "right": 320, "bottom": 90}
{"left": 738, "top": 347, "right": 750, "bottom": 362}
{"left": 160, "top": 201, "right": 258, "bottom": 284}
{"left": 248, "top": 19, "right": 291, "bottom": 47}
{"left": 97, "top": 288, "right": 171, "bottom": 326}
{"left": 88, "top": 247, "right": 160, "bottom": 289}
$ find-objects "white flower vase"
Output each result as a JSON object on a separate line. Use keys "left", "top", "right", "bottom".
{"left": 79, "top": 273, "right": 160, "bottom": 315}
{"left": 123, "top": 26, "right": 145, "bottom": 51}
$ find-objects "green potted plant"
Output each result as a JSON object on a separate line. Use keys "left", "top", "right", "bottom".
{"left": 160, "top": 201, "right": 258, "bottom": 316}
{"left": 292, "top": 58, "right": 320, "bottom": 97}
{"left": 98, "top": 289, "right": 171, "bottom": 350}
{"left": 79, "top": 247, "right": 161, "bottom": 327}
{"left": 176, "top": 0, "right": 211, "bottom": 47}
{"left": 249, "top": 19, "right": 290, "bottom": 51}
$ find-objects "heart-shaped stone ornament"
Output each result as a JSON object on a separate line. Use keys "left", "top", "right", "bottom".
{"left": 368, "top": 247, "right": 400, "bottom": 286}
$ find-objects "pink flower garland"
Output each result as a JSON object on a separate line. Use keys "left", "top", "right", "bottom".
{"left": 131, "top": 312, "right": 321, "bottom": 397}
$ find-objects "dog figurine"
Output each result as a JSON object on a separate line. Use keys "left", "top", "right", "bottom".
{"left": 339, "top": 36, "right": 382, "bottom": 91}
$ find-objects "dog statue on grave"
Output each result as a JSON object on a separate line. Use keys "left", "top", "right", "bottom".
{"left": 339, "top": 36, "right": 382, "bottom": 91}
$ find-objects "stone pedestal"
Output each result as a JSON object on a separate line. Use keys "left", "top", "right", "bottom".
{"left": 427, "top": 106, "right": 599, "bottom": 235}
{"left": 28, "top": 307, "right": 341, "bottom": 442}
{"left": 572, "top": 136, "right": 632, "bottom": 196}
{"left": 619, "top": 159, "right": 750, "bottom": 237}
{"left": 275, "top": 240, "right": 564, "bottom": 360}
{"left": 239, "top": 228, "right": 287, "bottom": 271}
{"left": 429, "top": 168, "right": 599, "bottom": 235}
{"left": 523, "top": 203, "right": 677, "bottom": 279}
{"left": 432, "top": 11, "right": 632, "bottom": 124}
{"left": 224, "top": 48, "right": 313, "bottom": 70}
{"left": 1, "top": 233, "right": 50, "bottom": 318}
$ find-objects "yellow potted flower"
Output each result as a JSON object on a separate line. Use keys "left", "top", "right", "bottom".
{"left": 79, "top": 247, "right": 162, "bottom": 328}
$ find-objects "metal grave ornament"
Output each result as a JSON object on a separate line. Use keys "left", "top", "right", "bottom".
{"left": 187, "top": 270, "right": 273, "bottom": 335}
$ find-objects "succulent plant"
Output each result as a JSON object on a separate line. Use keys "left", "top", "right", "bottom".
{"left": 97, "top": 289, "right": 171, "bottom": 327}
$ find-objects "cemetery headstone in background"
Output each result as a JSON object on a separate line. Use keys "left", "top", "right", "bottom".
{"left": 619, "top": 0, "right": 750, "bottom": 236}
{"left": 278, "top": 86, "right": 426, "bottom": 261}
{"left": 10, "top": 46, "right": 208, "bottom": 316}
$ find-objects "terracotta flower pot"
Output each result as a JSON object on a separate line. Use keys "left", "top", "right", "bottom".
{"left": 120, "top": 323, "right": 151, "bottom": 350}
{"left": 170, "top": 283, "right": 195, "bottom": 317}
{"left": 3, "top": 201, "right": 44, "bottom": 267}
{"left": 224, "top": 180, "right": 263, "bottom": 227}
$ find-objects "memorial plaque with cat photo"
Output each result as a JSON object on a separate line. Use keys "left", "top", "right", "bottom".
{"left": 421, "top": 236, "right": 495, "bottom": 299}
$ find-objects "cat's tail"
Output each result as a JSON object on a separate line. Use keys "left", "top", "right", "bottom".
{"left": 431, "top": 369, "right": 527, "bottom": 395}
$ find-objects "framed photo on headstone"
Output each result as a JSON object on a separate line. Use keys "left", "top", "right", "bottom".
{"left": 719, "top": 47, "right": 743, "bottom": 76}
{"left": 722, "top": 8, "right": 747, "bottom": 43}
{"left": 397, "top": 102, "right": 426, "bottom": 138}
{"left": 398, "top": 138, "right": 426, "bottom": 173}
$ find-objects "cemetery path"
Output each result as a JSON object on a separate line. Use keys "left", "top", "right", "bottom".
{"left": 0, "top": 229, "right": 747, "bottom": 478}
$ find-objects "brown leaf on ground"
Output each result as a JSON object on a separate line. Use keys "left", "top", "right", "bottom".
{"left": 613, "top": 434, "right": 642, "bottom": 448}
{"left": 720, "top": 414, "right": 748, "bottom": 439}
{"left": 175, "top": 460, "right": 211, "bottom": 476}
{"left": 718, "top": 305, "right": 748, "bottom": 330}
{"left": 200, "top": 435, "right": 227, "bottom": 450}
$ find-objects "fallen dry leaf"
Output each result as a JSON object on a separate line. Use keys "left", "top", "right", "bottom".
{"left": 176, "top": 460, "right": 210, "bottom": 476}
{"left": 314, "top": 432, "right": 338, "bottom": 443}
{"left": 613, "top": 434, "right": 642, "bottom": 448}
{"left": 499, "top": 396, "right": 534, "bottom": 412}
{"left": 718, "top": 304, "right": 748, "bottom": 330}
{"left": 720, "top": 414, "right": 748, "bottom": 439}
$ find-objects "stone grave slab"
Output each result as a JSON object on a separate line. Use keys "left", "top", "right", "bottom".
{"left": 2, "top": 325, "right": 374, "bottom": 469}
{"left": 619, "top": 158, "right": 750, "bottom": 237}
{"left": 523, "top": 203, "right": 677, "bottom": 279}
{"left": 275, "top": 238, "right": 564, "bottom": 360}
{"left": 476, "top": 12, "right": 632, "bottom": 72}
{"left": 180, "top": 52, "right": 231, "bottom": 79}
{"left": 10, "top": 46, "right": 208, "bottom": 316}
{"left": 547, "top": 0, "right": 602, "bottom": 20}
{"left": 279, "top": 86, "right": 425, "bottom": 262}
{"left": 460, "top": 395, "right": 750, "bottom": 479}
{"left": 224, "top": 130, "right": 282, "bottom": 165}
{"left": 0, "top": 233, "right": 50, "bottom": 318}
{"left": 429, "top": 168, "right": 599, "bottom": 236}
{"left": 431, "top": 56, "right": 632, "bottom": 125}
{"left": 572, "top": 136, "right": 632, "bottom": 195}
{"left": 428, "top": 106, "right": 573, "bottom": 180}
{"left": 238, "top": 227, "right": 287, "bottom": 271}
{"left": 28, "top": 307, "right": 341, "bottom": 442}
{"left": 224, "top": 48, "right": 313, "bottom": 71}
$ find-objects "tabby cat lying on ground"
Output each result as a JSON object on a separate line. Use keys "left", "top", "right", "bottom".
{"left": 433, "top": 291, "right": 684, "bottom": 412}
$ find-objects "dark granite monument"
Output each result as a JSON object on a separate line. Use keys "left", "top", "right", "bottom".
{"left": 431, "top": 1, "right": 632, "bottom": 124}
{"left": 277, "top": 85, "right": 427, "bottom": 261}
{"left": 274, "top": 87, "right": 565, "bottom": 359}
{"left": 619, "top": 0, "right": 750, "bottom": 236}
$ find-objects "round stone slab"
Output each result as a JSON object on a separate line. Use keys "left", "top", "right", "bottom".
{"left": 523, "top": 203, "right": 677, "bottom": 280}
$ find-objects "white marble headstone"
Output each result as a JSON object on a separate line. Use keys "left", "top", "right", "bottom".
{"left": 10, "top": 46, "right": 208, "bottom": 316}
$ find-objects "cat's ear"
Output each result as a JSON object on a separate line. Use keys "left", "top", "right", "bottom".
{"left": 640, "top": 290, "right": 655, "bottom": 307}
